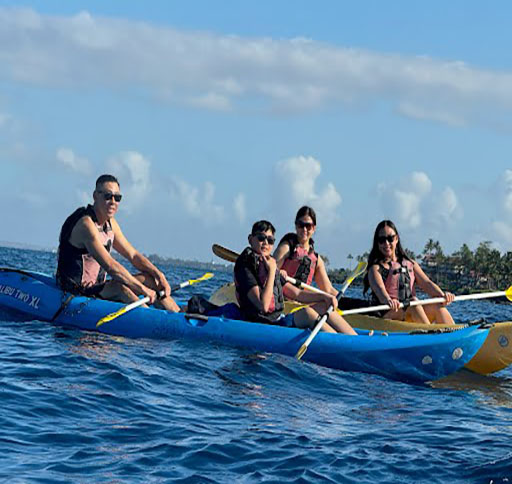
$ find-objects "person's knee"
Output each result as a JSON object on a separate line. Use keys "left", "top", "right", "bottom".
{"left": 133, "top": 272, "right": 158, "bottom": 287}
{"left": 118, "top": 284, "right": 138, "bottom": 302}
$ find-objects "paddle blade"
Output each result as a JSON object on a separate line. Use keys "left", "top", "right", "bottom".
{"left": 354, "top": 260, "right": 368, "bottom": 277}
{"left": 295, "top": 344, "right": 307, "bottom": 360}
{"left": 212, "top": 244, "right": 239, "bottom": 263}
{"left": 190, "top": 272, "right": 214, "bottom": 284}
{"left": 338, "top": 260, "right": 367, "bottom": 296}
{"left": 506, "top": 286, "right": 512, "bottom": 301}
{"left": 96, "top": 307, "right": 128, "bottom": 327}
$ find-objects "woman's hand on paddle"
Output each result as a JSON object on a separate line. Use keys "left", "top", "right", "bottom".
{"left": 443, "top": 291, "right": 455, "bottom": 305}
{"left": 324, "top": 294, "right": 338, "bottom": 310}
{"left": 387, "top": 298, "right": 401, "bottom": 312}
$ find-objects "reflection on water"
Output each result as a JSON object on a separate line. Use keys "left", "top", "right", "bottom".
{"left": 432, "top": 369, "right": 512, "bottom": 408}
{"left": 58, "top": 330, "right": 126, "bottom": 362}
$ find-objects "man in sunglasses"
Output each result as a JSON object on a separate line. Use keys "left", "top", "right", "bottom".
{"left": 56, "top": 174, "right": 179, "bottom": 311}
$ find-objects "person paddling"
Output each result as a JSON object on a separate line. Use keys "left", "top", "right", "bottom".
{"left": 363, "top": 220, "right": 454, "bottom": 324}
{"left": 56, "top": 174, "right": 179, "bottom": 311}
{"left": 274, "top": 206, "right": 338, "bottom": 297}
{"left": 234, "top": 220, "right": 356, "bottom": 334}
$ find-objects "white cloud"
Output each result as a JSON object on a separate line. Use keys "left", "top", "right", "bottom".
{"left": 2, "top": 8, "right": 512, "bottom": 125}
{"left": 233, "top": 193, "right": 246, "bottom": 224}
{"left": 167, "top": 177, "right": 225, "bottom": 223}
{"left": 493, "top": 221, "right": 512, "bottom": 246}
{"left": 377, "top": 171, "right": 432, "bottom": 229}
{"left": 377, "top": 171, "right": 462, "bottom": 234}
{"left": 56, "top": 147, "right": 92, "bottom": 175}
{"left": 106, "top": 151, "right": 151, "bottom": 212}
{"left": 490, "top": 170, "right": 512, "bottom": 250}
{"left": 397, "top": 102, "right": 466, "bottom": 126}
{"left": 188, "top": 92, "right": 232, "bottom": 111}
{"left": 274, "top": 155, "right": 342, "bottom": 226}
{"left": 430, "top": 186, "right": 462, "bottom": 225}
{"left": 502, "top": 169, "right": 512, "bottom": 215}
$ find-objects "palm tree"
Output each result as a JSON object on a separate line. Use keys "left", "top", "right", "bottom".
{"left": 423, "top": 238, "right": 436, "bottom": 257}
{"left": 347, "top": 253, "right": 353, "bottom": 270}
{"left": 474, "top": 241, "right": 493, "bottom": 289}
{"left": 499, "top": 252, "right": 512, "bottom": 289}
{"left": 357, "top": 252, "right": 369, "bottom": 263}
{"left": 452, "top": 243, "right": 474, "bottom": 289}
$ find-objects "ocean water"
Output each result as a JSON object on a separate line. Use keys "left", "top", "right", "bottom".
{"left": 1, "top": 246, "right": 512, "bottom": 483}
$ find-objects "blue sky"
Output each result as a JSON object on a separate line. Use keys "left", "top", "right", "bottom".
{"left": 1, "top": 1, "right": 512, "bottom": 267}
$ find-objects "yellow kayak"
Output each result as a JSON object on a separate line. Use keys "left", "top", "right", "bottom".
{"left": 209, "top": 283, "right": 512, "bottom": 375}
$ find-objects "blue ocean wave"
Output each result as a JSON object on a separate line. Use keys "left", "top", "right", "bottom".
{"left": 0, "top": 247, "right": 512, "bottom": 483}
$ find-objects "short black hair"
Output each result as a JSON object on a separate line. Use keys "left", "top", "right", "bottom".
{"left": 95, "top": 174, "right": 120, "bottom": 190}
{"left": 251, "top": 220, "right": 276, "bottom": 235}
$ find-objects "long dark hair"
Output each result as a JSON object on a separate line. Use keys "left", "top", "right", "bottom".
{"left": 295, "top": 206, "right": 317, "bottom": 225}
{"left": 363, "top": 220, "right": 412, "bottom": 294}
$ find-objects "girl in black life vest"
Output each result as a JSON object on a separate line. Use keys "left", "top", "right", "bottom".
{"left": 274, "top": 206, "right": 338, "bottom": 297}
{"left": 364, "top": 220, "right": 455, "bottom": 324}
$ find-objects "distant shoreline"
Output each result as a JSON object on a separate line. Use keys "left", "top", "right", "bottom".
{"left": 0, "top": 241, "right": 57, "bottom": 252}
{"left": 0, "top": 244, "right": 231, "bottom": 273}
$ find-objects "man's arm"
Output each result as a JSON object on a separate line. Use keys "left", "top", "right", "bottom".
{"left": 110, "top": 218, "right": 171, "bottom": 298}
{"left": 75, "top": 217, "right": 156, "bottom": 302}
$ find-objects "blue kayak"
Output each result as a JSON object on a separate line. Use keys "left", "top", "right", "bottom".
{"left": 0, "top": 268, "right": 490, "bottom": 384}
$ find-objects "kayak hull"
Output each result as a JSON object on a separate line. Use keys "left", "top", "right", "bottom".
{"left": 344, "top": 313, "right": 512, "bottom": 375}
{"left": 210, "top": 282, "right": 512, "bottom": 375}
{"left": 0, "top": 268, "right": 490, "bottom": 384}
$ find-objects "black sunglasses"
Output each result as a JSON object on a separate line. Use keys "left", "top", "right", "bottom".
{"left": 254, "top": 233, "right": 275, "bottom": 245}
{"left": 296, "top": 220, "right": 315, "bottom": 230}
{"left": 98, "top": 191, "right": 122, "bottom": 202}
{"left": 378, "top": 235, "right": 396, "bottom": 244}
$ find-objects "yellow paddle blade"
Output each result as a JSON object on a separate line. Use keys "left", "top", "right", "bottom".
{"left": 295, "top": 344, "right": 307, "bottom": 360}
{"left": 351, "top": 261, "right": 367, "bottom": 280}
{"left": 289, "top": 305, "right": 305, "bottom": 314}
{"left": 97, "top": 307, "right": 128, "bottom": 327}
{"left": 189, "top": 272, "right": 214, "bottom": 284}
{"left": 506, "top": 286, "right": 512, "bottom": 301}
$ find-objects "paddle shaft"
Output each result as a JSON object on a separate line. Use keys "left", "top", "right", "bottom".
{"left": 340, "top": 290, "right": 510, "bottom": 316}
{"left": 296, "top": 298, "right": 338, "bottom": 357}
{"left": 295, "top": 261, "right": 367, "bottom": 359}
{"left": 125, "top": 278, "right": 205, "bottom": 308}
{"left": 96, "top": 273, "right": 214, "bottom": 327}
